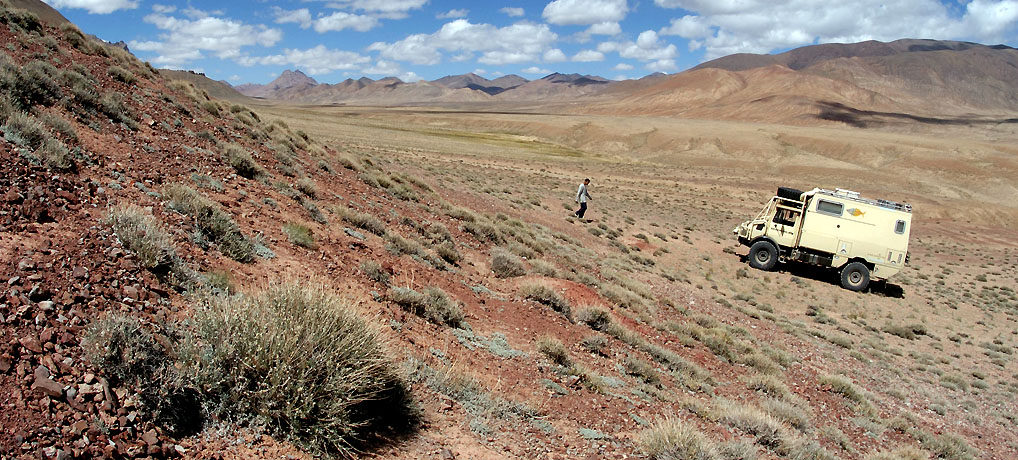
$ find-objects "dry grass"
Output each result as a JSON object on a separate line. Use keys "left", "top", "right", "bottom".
{"left": 639, "top": 418, "right": 719, "bottom": 460}
{"left": 387, "top": 286, "right": 465, "bottom": 328}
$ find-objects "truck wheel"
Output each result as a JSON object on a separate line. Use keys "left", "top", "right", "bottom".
{"left": 748, "top": 241, "right": 778, "bottom": 271}
{"left": 840, "top": 262, "right": 870, "bottom": 291}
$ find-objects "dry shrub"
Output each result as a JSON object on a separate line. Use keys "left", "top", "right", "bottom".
{"left": 536, "top": 335, "right": 571, "bottom": 366}
{"left": 639, "top": 418, "right": 720, "bottom": 460}
{"left": 491, "top": 248, "right": 525, "bottom": 278}
{"left": 521, "top": 283, "right": 572, "bottom": 320}
{"left": 108, "top": 204, "right": 176, "bottom": 270}
{"left": 283, "top": 222, "right": 315, "bottom": 249}
{"left": 387, "top": 286, "right": 464, "bottom": 328}
{"left": 223, "top": 144, "right": 264, "bottom": 179}
{"left": 164, "top": 184, "right": 254, "bottom": 262}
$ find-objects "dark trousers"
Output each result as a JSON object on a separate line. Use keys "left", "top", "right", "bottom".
{"left": 576, "top": 202, "right": 587, "bottom": 218}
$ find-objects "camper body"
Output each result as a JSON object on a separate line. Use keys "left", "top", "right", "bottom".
{"left": 733, "top": 187, "right": 912, "bottom": 291}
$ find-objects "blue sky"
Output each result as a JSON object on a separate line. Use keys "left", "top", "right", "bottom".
{"left": 43, "top": 0, "right": 1018, "bottom": 84}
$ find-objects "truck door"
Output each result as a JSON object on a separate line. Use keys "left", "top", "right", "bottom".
{"left": 798, "top": 197, "right": 843, "bottom": 254}
{"left": 769, "top": 199, "right": 802, "bottom": 248}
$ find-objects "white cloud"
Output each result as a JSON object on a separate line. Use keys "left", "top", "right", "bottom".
{"left": 645, "top": 59, "right": 677, "bottom": 72}
{"left": 521, "top": 66, "right": 551, "bottom": 74}
{"left": 586, "top": 22, "right": 622, "bottom": 36}
{"left": 474, "top": 68, "right": 487, "bottom": 75}
{"left": 368, "top": 19, "right": 558, "bottom": 66}
{"left": 500, "top": 7, "right": 525, "bottom": 17}
{"left": 572, "top": 49, "right": 605, "bottom": 61}
{"left": 328, "top": 0, "right": 428, "bottom": 19}
{"left": 239, "top": 45, "right": 371, "bottom": 75}
{"left": 131, "top": 12, "right": 282, "bottom": 67}
{"left": 543, "top": 0, "right": 628, "bottom": 25}
{"left": 613, "top": 62, "right": 633, "bottom": 70}
{"left": 543, "top": 48, "right": 568, "bottom": 62}
{"left": 598, "top": 30, "right": 678, "bottom": 61}
{"left": 437, "top": 9, "right": 468, "bottom": 19}
{"left": 363, "top": 59, "right": 402, "bottom": 75}
{"left": 314, "top": 12, "right": 380, "bottom": 32}
{"left": 612, "top": 74, "right": 629, "bottom": 80}
{"left": 656, "top": 0, "right": 1018, "bottom": 60}
{"left": 151, "top": 4, "right": 175, "bottom": 13}
{"left": 44, "top": 0, "right": 137, "bottom": 14}
{"left": 228, "top": 74, "right": 241, "bottom": 82}
{"left": 273, "top": 7, "right": 312, "bottom": 29}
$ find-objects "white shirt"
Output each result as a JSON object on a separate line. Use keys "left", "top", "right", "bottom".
{"left": 577, "top": 183, "right": 590, "bottom": 203}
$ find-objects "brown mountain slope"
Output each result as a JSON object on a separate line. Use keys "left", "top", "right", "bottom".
{"left": 8, "top": 0, "right": 68, "bottom": 26}
{"left": 158, "top": 69, "right": 251, "bottom": 102}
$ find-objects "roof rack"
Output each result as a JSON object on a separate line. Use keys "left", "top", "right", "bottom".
{"left": 814, "top": 188, "right": 912, "bottom": 213}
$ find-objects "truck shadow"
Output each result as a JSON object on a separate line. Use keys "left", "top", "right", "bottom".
{"left": 737, "top": 255, "right": 905, "bottom": 298}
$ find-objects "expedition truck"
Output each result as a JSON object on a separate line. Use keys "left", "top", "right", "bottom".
{"left": 733, "top": 187, "right": 912, "bottom": 291}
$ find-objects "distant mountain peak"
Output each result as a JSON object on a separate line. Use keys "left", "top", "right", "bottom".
{"left": 272, "top": 69, "right": 318, "bottom": 87}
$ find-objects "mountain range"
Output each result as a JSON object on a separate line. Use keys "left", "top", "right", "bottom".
{"left": 229, "top": 39, "right": 1018, "bottom": 126}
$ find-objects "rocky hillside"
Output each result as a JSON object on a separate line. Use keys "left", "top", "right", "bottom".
{"left": 1, "top": 2, "right": 1015, "bottom": 460}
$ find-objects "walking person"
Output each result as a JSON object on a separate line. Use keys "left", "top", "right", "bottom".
{"left": 575, "top": 178, "right": 591, "bottom": 219}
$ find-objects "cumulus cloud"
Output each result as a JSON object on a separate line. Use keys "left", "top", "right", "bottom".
{"left": 437, "top": 9, "right": 469, "bottom": 19}
{"left": 572, "top": 49, "right": 605, "bottom": 61}
{"left": 130, "top": 12, "right": 282, "bottom": 67}
{"left": 521, "top": 66, "right": 551, "bottom": 74}
{"left": 543, "top": 0, "right": 628, "bottom": 25}
{"left": 613, "top": 62, "right": 633, "bottom": 70}
{"left": 586, "top": 22, "right": 622, "bottom": 36}
{"left": 543, "top": 48, "right": 568, "bottom": 62}
{"left": 314, "top": 11, "right": 380, "bottom": 32}
{"left": 151, "top": 4, "right": 175, "bottom": 13}
{"left": 500, "top": 7, "right": 525, "bottom": 17}
{"left": 656, "top": 0, "right": 1018, "bottom": 60}
{"left": 645, "top": 59, "right": 677, "bottom": 72}
{"left": 238, "top": 45, "right": 371, "bottom": 75}
{"left": 44, "top": 0, "right": 137, "bottom": 14}
{"left": 598, "top": 30, "right": 678, "bottom": 61}
{"left": 368, "top": 19, "right": 558, "bottom": 66}
{"left": 328, "top": 0, "right": 428, "bottom": 19}
{"left": 273, "top": 7, "right": 312, "bottom": 29}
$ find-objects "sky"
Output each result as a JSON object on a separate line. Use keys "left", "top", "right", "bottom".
{"left": 42, "top": 0, "right": 1018, "bottom": 85}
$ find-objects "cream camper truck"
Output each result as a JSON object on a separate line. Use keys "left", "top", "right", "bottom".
{"left": 734, "top": 187, "right": 912, "bottom": 291}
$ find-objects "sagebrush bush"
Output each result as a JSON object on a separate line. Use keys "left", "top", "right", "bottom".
{"left": 715, "top": 399, "right": 786, "bottom": 448}
{"left": 0, "top": 6, "right": 43, "bottom": 34}
{"left": 580, "top": 334, "right": 609, "bottom": 355}
{"left": 360, "top": 260, "right": 391, "bottom": 285}
{"left": 38, "top": 111, "right": 78, "bottom": 141}
{"left": 295, "top": 177, "right": 318, "bottom": 198}
{"left": 2, "top": 111, "right": 47, "bottom": 149}
{"left": 283, "top": 222, "right": 315, "bottom": 249}
{"left": 536, "top": 335, "right": 572, "bottom": 367}
{"left": 181, "top": 283, "right": 419, "bottom": 456}
{"left": 12, "top": 60, "right": 63, "bottom": 108}
{"left": 164, "top": 184, "right": 254, "bottom": 262}
{"left": 37, "top": 137, "right": 75, "bottom": 170}
{"left": 223, "top": 144, "right": 264, "bottom": 179}
{"left": 100, "top": 91, "right": 138, "bottom": 129}
{"left": 339, "top": 206, "right": 386, "bottom": 235}
{"left": 388, "top": 286, "right": 464, "bottom": 328}
{"left": 521, "top": 283, "right": 571, "bottom": 320}
{"left": 624, "top": 356, "right": 660, "bottom": 385}
{"left": 435, "top": 242, "right": 462, "bottom": 264}
{"left": 819, "top": 375, "right": 870, "bottom": 408}
{"left": 108, "top": 65, "right": 137, "bottom": 85}
{"left": 639, "top": 418, "right": 719, "bottom": 460}
{"left": 491, "top": 248, "right": 525, "bottom": 278}
{"left": 576, "top": 306, "right": 614, "bottom": 331}
{"left": 108, "top": 204, "right": 177, "bottom": 270}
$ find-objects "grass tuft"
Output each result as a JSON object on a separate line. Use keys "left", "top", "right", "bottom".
{"left": 638, "top": 418, "right": 720, "bottom": 460}
{"left": 388, "top": 286, "right": 464, "bottom": 328}
{"left": 283, "top": 222, "right": 315, "bottom": 249}
{"left": 491, "top": 248, "right": 526, "bottom": 278}
{"left": 521, "top": 283, "right": 572, "bottom": 320}
{"left": 164, "top": 184, "right": 255, "bottom": 262}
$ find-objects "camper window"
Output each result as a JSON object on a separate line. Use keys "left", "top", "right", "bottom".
{"left": 895, "top": 220, "right": 906, "bottom": 234}
{"left": 817, "top": 200, "right": 843, "bottom": 216}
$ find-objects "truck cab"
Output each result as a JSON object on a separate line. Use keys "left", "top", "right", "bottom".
{"left": 734, "top": 187, "right": 912, "bottom": 291}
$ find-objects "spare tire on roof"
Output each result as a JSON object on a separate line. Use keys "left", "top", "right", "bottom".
{"left": 777, "top": 187, "right": 804, "bottom": 200}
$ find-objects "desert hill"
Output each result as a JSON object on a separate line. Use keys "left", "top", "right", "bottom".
{"left": 582, "top": 39, "right": 1018, "bottom": 125}
{"left": 158, "top": 69, "right": 250, "bottom": 102}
